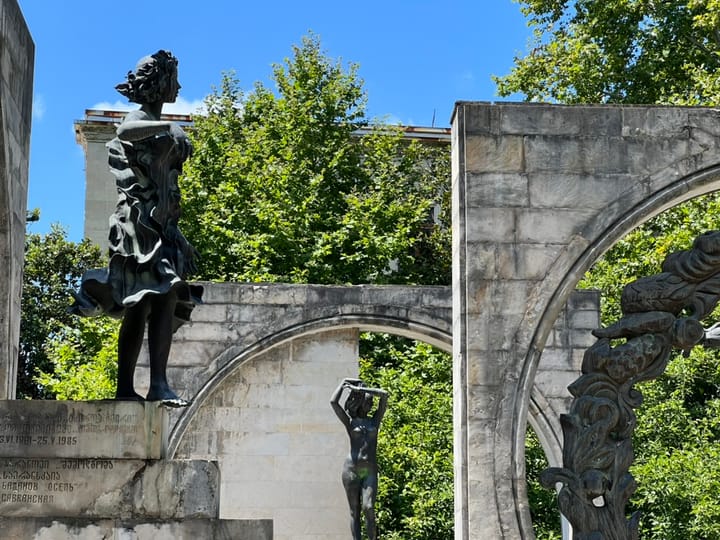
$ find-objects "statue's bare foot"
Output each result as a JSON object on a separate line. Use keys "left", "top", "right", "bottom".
{"left": 146, "top": 387, "right": 190, "bottom": 408}
{"left": 159, "top": 397, "right": 191, "bottom": 408}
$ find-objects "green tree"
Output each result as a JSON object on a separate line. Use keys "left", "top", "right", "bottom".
{"left": 526, "top": 428, "right": 563, "bottom": 540}
{"left": 180, "top": 34, "right": 450, "bottom": 286}
{"left": 359, "top": 334, "right": 454, "bottom": 540}
{"left": 19, "top": 225, "right": 105, "bottom": 398}
{"left": 35, "top": 316, "right": 119, "bottom": 400}
{"left": 496, "top": 0, "right": 720, "bottom": 105}
{"left": 179, "top": 35, "right": 453, "bottom": 539}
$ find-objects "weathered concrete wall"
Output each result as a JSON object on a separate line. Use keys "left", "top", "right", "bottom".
{"left": 0, "top": 0, "right": 33, "bottom": 399}
{"left": 0, "top": 400, "right": 272, "bottom": 539}
{"left": 452, "top": 102, "right": 720, "bottom": 539}
{"left": 159, "top": 282, "right": 594, "bottom": 539}
{"left": 0, "top": 518, "right": 273, "bottom": 540}
{"left": 175, "top": 328, "right": 357, "bottom": 540}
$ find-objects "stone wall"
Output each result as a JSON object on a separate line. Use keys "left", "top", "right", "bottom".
{"left": 0, "top": 0, "right": 33, "bottom": 399}
{"left": 161, "top": 282, "right": 596, "bottom": 539}
{"left": 452, "top": 102, "right": 720, "bottom": 538}
{"left": 175, "top": 328, "right": 357, "bottom": 540}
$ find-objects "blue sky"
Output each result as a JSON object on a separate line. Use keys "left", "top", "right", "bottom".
{"left": 18, "top": 1, "right": 532, "bottom": 241}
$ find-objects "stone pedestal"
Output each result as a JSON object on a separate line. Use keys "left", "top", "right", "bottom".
{"left": 0, "top": 400, "right": 167, "bottom": 459}
{"left": 0, "top": 400, "right": 272, "bottom": 538}
{"left": 0, "top": 517, "right": 273, "bottom": 539}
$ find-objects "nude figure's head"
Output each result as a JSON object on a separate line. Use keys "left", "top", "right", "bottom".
{"left": 345, "top": 389, "right": 374, "bottom": 418}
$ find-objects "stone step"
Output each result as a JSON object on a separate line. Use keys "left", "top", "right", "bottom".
{"left": 0, "top": 517, "right": 273, "bottom": 540}
{"left": 0, "top": 458, "right": 219, "bottom": 519}
{"left": 0, "top": 400, "right": 167, "bottom": 459}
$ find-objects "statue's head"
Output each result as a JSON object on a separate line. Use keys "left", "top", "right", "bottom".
{"left": 345, "top": 389, "right": 374, "bottom": 418}
{"left": 115, "top": 50, "right": 179, "bottom": 105}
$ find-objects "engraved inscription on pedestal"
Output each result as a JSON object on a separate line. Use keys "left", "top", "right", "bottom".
{"left": 0, "top": 458, "right": 219, "bottom": 519}
{"left": 0, "top": 458, "right": 100, "bottom": 507}
{"left": 0, "top": 401, "right": 167, "bottom": 459}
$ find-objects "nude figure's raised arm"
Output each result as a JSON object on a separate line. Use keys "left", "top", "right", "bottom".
{"left": 330, "top": 380, "right": 351, "bottom": 429}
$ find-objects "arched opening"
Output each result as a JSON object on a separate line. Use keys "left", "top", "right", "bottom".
{"left": 520, "top": 187, "right": 720, "bottom": 539}
{"left": 168, "top": 315, "right": 453, "bottom": 539}
{"left": 167, "top": 312, "right": 452, "bottom": 457}
{"left": 574, "top": 191, "right": 720, "bottom": 538}
{"left": 358, "top": 331, "right": 454, "bottom": 539}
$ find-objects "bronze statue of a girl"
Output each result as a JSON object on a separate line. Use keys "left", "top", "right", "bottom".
{"left": 71, "top": 50, "right": 202, "bottom": 407}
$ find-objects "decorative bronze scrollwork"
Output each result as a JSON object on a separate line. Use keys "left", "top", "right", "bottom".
{"left": 542, "top": 230, "right": 720, "bottom": 539}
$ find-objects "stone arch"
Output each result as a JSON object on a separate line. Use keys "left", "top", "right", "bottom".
{"left": 164, "top": 306, "right": 454, "bottom": 539}
{"left": 453, "top": 102, "right": 720, "bottom": 538}
{"left": 167, "top": 312, "right": 452, "bottom": 458}
{"left": 511, "top": 165, "right": 720, "bottom": 536}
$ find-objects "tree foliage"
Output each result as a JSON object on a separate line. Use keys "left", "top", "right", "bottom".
{"left": 35, "top": 316, "right": 118, "bottom": 400}
{"left": 178, "top": 34, "right": 453, "bottom": 539}
{"left": 359, "top": 334, "right": 454, "bottom": 540}
{"left": 526, "top": 428, "right": 564, "bottom": 540}
{"left": 496, "top": 0, "right": 720, "bottom": 105}
{"left": 20, "top": 225, "right": 105, "bottom": 398}
{"left": 180, "top": 34, "right": 450, "bottom": 285}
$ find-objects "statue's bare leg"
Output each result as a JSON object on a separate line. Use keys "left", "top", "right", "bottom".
{"left": 362, "top": 477, "right": 378, "bottom": 540}
{"left": 343, "top": 467, "right": 362, "bottom": 540}
{"left": 146, "top": 290, "right": 189, "bottom": 407}
{"left": 116, "top": 299, "right": 150, "bottom": 401}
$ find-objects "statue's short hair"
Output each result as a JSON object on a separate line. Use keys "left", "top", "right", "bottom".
{"left": 344, "top": 388, "right": 372, "bottom": 417}
{"left": 116, "top": 50, "right": 178, "bottom": 104}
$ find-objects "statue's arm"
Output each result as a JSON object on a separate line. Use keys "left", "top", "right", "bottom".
{"left": 117, "top": 120, "right": 173, "bottom": 142}
{"left": 370, "top": 388, "right": 388, "bottom": 424}
{"left": 330, "top": 381, "right": 350, "bottom": 429}
{"left": 343, "top": 384, "right": 388, "bottom": 423}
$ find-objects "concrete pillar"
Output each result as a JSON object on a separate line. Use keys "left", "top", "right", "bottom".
{"left": 0, "top": 0, "right": 34, "bottom": 399}
{"left": 451, "top": 101, "right": 720, "bottom": 538}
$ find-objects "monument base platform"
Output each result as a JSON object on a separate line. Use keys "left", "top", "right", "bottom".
{"left": 0, "top": 516, "right": 272, "bottom": 539}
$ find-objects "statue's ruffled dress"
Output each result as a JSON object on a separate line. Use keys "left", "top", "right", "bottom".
{"left": 71, "top": 113, "right": 203, "bottom": 329}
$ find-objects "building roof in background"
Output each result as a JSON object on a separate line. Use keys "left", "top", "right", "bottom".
{"left": 75, "top": 109, "right": 451, "bottom": 146}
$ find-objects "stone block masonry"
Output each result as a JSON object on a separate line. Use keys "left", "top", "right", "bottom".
{"left": 0, "top": 400, "right": 271, "bottom": 538}
{"left": 0, "top": 0, "right": 33, "bottom": 399}
{"left": 453, "top": 101, "right": 720, "bottom": 538}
